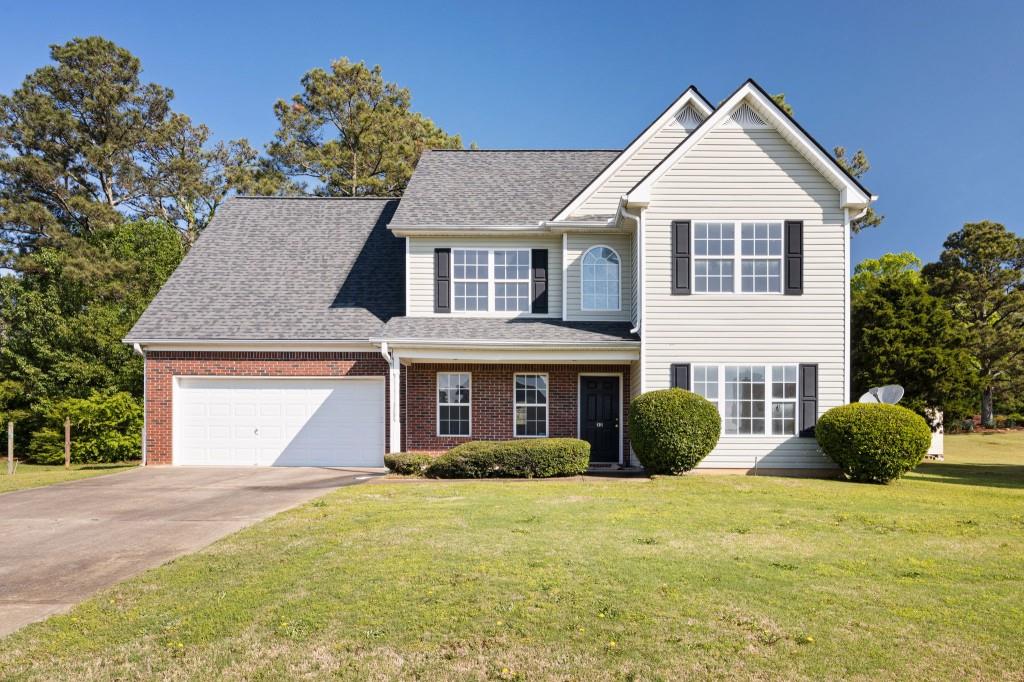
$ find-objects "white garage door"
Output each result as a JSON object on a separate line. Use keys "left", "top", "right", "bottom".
{"left": 174, "top": 377, "right": 385, "bottom": 467}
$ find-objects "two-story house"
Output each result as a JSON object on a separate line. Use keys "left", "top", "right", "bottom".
{"left": 126, "top": 79, "right": 874, "bottom": 472}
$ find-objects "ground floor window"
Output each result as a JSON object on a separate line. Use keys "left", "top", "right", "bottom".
{"left": 514, "top": 373, "right": 548, "bottom": 437}
{"left": 692, "top": 364, "right": 797, "bottom": 436}
{"left": 437, "top": 372, "right": 471, "bottom": 436}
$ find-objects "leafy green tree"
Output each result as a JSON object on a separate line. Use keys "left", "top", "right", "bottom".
{"left": 267, "top": 58, "right": 463, "bottom": 196}
{"left": 923, "top": 222, "right": 1024, "bottom": 426}
{"left": 851, "top": 252, "right": 924, "bottom": 294}
{"left": 29, "top": 389, "right": 142, "bottom": 464}
{"left": 771, "top": 93, "right": 881, "bottom": 233}
{"left": 0, "top": 36, "right": 261, "bottom": 258}
{"left": 0, "top": 219, "right": 182, "bottom": 457}
{"left": 851, "top": 252, "right": 976, "bottom": 419}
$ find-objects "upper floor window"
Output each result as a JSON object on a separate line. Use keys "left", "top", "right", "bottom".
{"left": 494, "top": 250, "right": 530, "bottom": 312}
{"left": 453, "top": 248, "right": 531, "bottom": 313}
{"left": 693, "top": 221, "right": 783, "bottom": 294}
{"left": 453, "top": 250, "right": 489, "bottom": 311}
{"left": 581, "top": 246, "right": 621, "bottom": 311}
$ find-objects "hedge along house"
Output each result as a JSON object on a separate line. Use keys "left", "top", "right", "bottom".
{"left": 125, "top": 79, "right": 874, "bottom": 472}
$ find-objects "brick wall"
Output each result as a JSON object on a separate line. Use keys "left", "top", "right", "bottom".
{"left": 144, "top": 351, "right": 389, "bottom": 465}
{"left": 403, "top": 363, "right": 631, "bottom": 462}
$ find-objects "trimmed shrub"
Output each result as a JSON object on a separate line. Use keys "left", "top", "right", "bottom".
{"left": 384, "top": 453, "right": 435, "bottom": 476}
{"left": 816, "top": 403, "right": 931, "bottom": 483}
{"left": 628, "top": 389, "right": 721, "bottom": 474}
{"left": 28, "top": 390, "right": 142, "bottom": 464}
{"left": 425, "top": 438, "right": 590, "bottom": 478}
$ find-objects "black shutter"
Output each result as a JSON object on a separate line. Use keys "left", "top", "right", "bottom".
{"left": 531, "top": 249, "right": 548, "bottom": 314}
{"left": 784, "top": 220, "right": 804, "bottom": 295}
{"left": 670, "top": 363, "right": 691, "bottom": 390}
{"left": 434, "top": 248, "right": 451, "bottom": 313}
{"left": 671, "top": 220, "right": 691, "bottom": 295}
{"left": 799, "top": 363, "right": 818, "bottom": 437}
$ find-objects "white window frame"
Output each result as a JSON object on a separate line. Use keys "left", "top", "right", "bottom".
{"left": 691, "top": 363, "right": 799, "bottom": 437}
{"left": 437, "top": 371, "right": 472, "bottom": 438}
{"left": 451, "top": 247, "right": 533, "bottom": 315}
{"left": 513, "top": 372, "right": 549, "bottom": 438}
{"left": 452, "top": 249, "right": 490, "bottom": 313}
{"left": 692, "top": 221, "right": 785, "bottom": 295}
{"left": 580, "top": 245, "right": 622, "bottom": 312}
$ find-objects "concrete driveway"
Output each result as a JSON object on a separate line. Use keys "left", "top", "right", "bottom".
{"left": 0, "top": 466, "right": 379, "bottom": 637}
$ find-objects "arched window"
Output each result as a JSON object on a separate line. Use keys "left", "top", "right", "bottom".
{"left": 581, "top": 246, "right": 621, "bottom": 311}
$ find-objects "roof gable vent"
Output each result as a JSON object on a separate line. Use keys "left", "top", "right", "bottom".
{"left": 722, "top": 102, "right": 770, "bottom": 130}
{"left": 670, "top": 103, "right": 706, "bottom": 130}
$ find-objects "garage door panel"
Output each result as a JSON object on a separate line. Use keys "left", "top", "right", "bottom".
{"left": 175, "top": 378, "right": 384, "bottom": 467}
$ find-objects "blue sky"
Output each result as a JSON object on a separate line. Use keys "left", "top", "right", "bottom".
{"left": 2, "top": 0, "right": 1021, "bottom": 265}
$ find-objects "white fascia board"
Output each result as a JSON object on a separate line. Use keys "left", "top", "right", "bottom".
{"left": 128, "top": 340, "right": 378, "bottom": 352}
{"left": 396, "top": 347, "right": 640, "bottom": 363}
{"left": 552, "top": 87, "right": 714, "bottom": 222}
{"left": 389, "top": 224, "right": 548, "bottom": 237}
{"left": 628, "top": 81, "right": 873, "bottom": 209}
{"left": 370, "top": 337, "right": 639, "bottom": 349}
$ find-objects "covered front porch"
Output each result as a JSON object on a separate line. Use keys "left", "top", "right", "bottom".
{"left": 373, "top": 318, "right": 640, "bottom": 467}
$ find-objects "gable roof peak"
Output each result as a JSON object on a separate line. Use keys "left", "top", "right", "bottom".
{"left": 551, "top": 85, "right": 714, "bottom": 221}
{"left": 627, "top": 78, "right": 874, "bottom": 209}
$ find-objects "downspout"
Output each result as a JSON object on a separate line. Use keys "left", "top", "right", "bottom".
{"left": 619, "top": 200, "right": 643, "bottom": 336}
{"left": 561, "top": 233, "right": 568, "bottom": 320}
{"left": 379, "top": 341, "right": 402, "bottom": 454}
{"left": 844, "top": 204, "right": 870, "bottom": 404}
{"left": 132, "top": 343, "right": 146, "bottom": 466}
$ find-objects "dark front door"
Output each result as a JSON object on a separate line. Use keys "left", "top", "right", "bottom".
{"left": 579, "top": 376, "right": 620, "bottom": 463}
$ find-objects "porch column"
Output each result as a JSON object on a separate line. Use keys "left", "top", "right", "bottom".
{"left": 388, "top": 351, "right": 402, "bottom": 453}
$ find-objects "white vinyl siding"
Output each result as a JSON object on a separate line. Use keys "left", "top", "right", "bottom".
{"left": 565, "top": 233, "right": 633, "bottom": 321}
{"left": 642, "top": 123, "right": 845, "bottom": 469}
{"left": 573, "top": 124, "right": 691, "bottom": 218}
{"left": 406, "top": 236, "right": 561, "bottom": 317}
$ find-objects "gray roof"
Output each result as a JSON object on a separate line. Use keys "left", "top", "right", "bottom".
{"left": 389, "top": 150, "right": 620, "bottom": 226}
{"left": 125, "top": 197, "right": 404, "bottom": 342}
{"left": 379, "top": 317, "right": 638, "bottom": 345}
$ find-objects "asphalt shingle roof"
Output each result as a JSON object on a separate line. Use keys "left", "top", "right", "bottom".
{"left": 379, "top": 317, "right": 638, "bottom": 345}
{"left": 125, "top": 197, "right": 404, "bottom": 342}
{"left": 389, "top": 150, "right": 620, "bottom": 226}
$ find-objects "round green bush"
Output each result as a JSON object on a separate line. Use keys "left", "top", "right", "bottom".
{"left": 628, "top": 389, "right": 721, "bottom": 474}
{"left": 384, "top": 453, "right": 435, "bottom": 476}
{"left": 425, "top": 438, "right": 590, "bottom": 478}
{"left": 816, "top": 403, "right": 931, "bottom": 483}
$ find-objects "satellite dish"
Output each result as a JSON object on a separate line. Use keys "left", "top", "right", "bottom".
{"left": 858, "top": 385, "right": 905, "bottom": 405}
{"left": 875, "top": 385, "right": 905, "bottom": 404}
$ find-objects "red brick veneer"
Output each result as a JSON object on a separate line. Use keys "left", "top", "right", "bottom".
{"left": 144, "top": 351, "right": 389, "bottom": 465}
{"left": 403, "top": 363, "right": 630, "bottom": 461}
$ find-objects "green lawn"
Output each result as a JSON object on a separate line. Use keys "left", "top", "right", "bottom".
{"left": 0, "top": 461, "right": 138, "bottom": 495}
{"left": 2, "top": 436, "right": 1023, "bottom": 680}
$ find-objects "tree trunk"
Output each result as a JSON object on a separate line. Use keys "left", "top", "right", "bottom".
{"left": 981, "top": 386, "right": 995, "bottom": 427}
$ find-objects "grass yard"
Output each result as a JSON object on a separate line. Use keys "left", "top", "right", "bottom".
{"left": 0, "top": 461, "right": 138, "bottom": 495}
{"left": 1, "top": 436, "right": 1022, "bottom": 680}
